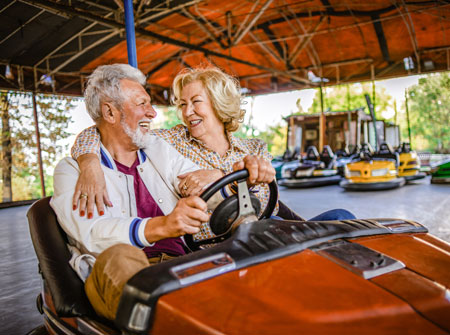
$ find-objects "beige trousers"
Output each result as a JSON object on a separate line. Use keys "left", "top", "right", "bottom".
{"left": 85, "top": 244, "right": 176, "bottom": 320}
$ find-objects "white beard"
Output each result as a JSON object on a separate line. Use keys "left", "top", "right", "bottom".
{"left": 121, "top": 119, "right": 152, "bottom": 149}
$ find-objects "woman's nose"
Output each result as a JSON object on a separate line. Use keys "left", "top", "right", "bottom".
{"left": 183, "top": 102, "right": 194, "bottom": 116}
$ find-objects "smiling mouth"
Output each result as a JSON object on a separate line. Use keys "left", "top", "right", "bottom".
{"left": 190, "top": 120, "right": 202, "bottom": 127}
{"left": 138, "top": 121, "right": 152, "bottom": 130}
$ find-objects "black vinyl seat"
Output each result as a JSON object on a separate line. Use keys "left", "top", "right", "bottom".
{"left": 397, "top": 142, "right": 412, "bottom": 153}
{"left": 304, "top": 146, "right": 320, "bottom": 161}
{"left": 27, "top": 197, "right": 95, "bottom": 317}
{"left": 320, "top": 145, "right": 336, "bottom": 168}
{"left": 374, "top": 143, "right": 400, "bottom": 166}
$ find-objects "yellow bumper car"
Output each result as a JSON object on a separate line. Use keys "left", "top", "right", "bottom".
{"left": 340, "top": 143, "right": 405, "bottom": 191}
{"left": 397, "top": 143, "right": 427, "bottom": 182}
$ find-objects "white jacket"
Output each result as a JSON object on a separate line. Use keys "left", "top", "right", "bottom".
{"left": 50, "top": 135, "right": 211, "bottom": 280}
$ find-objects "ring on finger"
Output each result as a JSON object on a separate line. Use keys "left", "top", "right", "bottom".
{"left": 80, "top": 193, "right": 88, "bottom": 199}
{"left": 183, "top": 185, "right": 188, "bottom": 191}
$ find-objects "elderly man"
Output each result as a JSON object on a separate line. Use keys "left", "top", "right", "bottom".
{"left": 50, "top": 64, "right": 275, "bottom": 320}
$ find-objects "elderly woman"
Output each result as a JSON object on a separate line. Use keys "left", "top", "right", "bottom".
{"left": 71, "top": 66, "right": 353, "bottom": 240}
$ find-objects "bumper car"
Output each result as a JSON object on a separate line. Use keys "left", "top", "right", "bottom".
{"left": 340, "top": 143, "right": 405, "bottom": 191}
{"left": 271, "top": 148, "right": 300, "bottom": 180}
{"left": 278, "top": 145, "right": 341, "bottom": 188}
{"left": 27, "top": 170, "right": 450, "bottom": 335}
{"left": 335, "top": 145, "right": 362, "bottom": 177}
{"left": 396, "top": 143, "right": 427, "bottom": 182}
{"left": 431, "top": 159, "right": 450, "bottom": 184}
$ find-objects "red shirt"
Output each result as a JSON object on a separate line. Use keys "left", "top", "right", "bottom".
{"left": 115, "top": 158, "right": 186, "bottom": 258}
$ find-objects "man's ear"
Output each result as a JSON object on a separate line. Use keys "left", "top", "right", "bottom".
{"left": 100, "top": 102, "right": 118, "bottom": 124}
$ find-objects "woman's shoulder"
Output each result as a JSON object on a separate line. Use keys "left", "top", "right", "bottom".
{"left": 232, "top": 136, "right": 267, "bottom": 151}
{"left": 150, "top": 124, "right": 187, "bottom": 143}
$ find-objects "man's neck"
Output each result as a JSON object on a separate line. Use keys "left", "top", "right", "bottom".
{"left": 98, "top": 126, "right": 138, "bottom": 167}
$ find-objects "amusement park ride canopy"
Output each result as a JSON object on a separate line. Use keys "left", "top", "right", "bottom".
{"left": 0, "top": 0, "right": 449, "bottom": 104}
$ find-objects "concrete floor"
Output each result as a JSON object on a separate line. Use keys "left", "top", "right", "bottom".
{"left": 279, "top": 176, "right": 450, "bottom": 242}
{"left": 0, "top": 175, "right": 449, "bottom": 334}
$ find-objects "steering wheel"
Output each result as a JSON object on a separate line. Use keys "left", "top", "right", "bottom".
{"left": 184, "top": 169, "right": 278, "bottom": 251}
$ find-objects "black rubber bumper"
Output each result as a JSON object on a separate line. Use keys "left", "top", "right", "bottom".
{"left": 403, "top": 172, "right": 427, "bottom": 182}
{"left": 278, "top": 175, "right": 341, "bottom": 188}
{"left": 340, "top": 177, "right": 405, "bottom": 191}
{"left": 431, "top": 176, "right": 450, "bottom": 184}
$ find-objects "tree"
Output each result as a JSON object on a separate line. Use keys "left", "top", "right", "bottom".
{"left": 308, "top": 83, "right": 393, "bottom": 119}
{"left": 407, "top": 73, "right": 450, "bottom": 153}
{"left": 160, "top": 106, "right": 181, "bottom": 129}
{"left": 257, "top": 123, "right": 287, "bottom": 157}
{"left": 0, "top": 91, "right": 76, "bottom": 201}
{"left": 0, "top": 92, "right": 12, "bottom": 202}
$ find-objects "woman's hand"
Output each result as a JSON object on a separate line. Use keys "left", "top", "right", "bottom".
{"left": 233, "top": 155, "right": 275, "bottom": 186}
{"left": 72, "top": 154, "right": 112, "bottom": 218}
{"left": 178, "top": 169, "right": 224, "bottom": 197}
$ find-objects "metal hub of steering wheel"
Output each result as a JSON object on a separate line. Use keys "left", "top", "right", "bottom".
{"left": 184, "top": 169, "right": 278, "bottom": 251}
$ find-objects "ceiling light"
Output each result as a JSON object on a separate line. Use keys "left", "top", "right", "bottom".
{"left": 308, "top": 71, "right": 329, "bottom": 84}
{"left": 39, "top": 74, "right": 54, "bottom": 87}
{"left": 5, "top": 65, "right": 14, "bottom": 80}
{"left": 403, "top": 57, "right": 414, "bottom": 71}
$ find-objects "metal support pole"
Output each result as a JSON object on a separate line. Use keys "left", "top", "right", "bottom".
{"left": 372, "top": 80, "right": 376, "bottom": 116}
{"left": 32, "top": 92, "right": 46, "bottom": 198}
{"left": 319, "top": 83, "right": 325, "bottom": 151}
{"left": 405, "top": 89, "right": 412, "bottom": 145}
{"left": 365, "top": 93, "right": 379, "bottom": 151}
{"left": 124, "top": 0, "right": 137, "bottom": 68}
{"left": 346, "top": 84, "right": 351, "bottom": 148}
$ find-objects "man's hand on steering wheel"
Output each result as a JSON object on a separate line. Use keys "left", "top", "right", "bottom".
{"left": 233, "top": 155, "right": 275, "bottom": 186}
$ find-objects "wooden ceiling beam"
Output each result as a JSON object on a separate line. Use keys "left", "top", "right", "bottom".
{"left": 138, "top": 0, "right": 203, "bottom": 25}
{"left": 249, "top": 4, "right": 449, "bottom": 48}
{"left": 0, "top": 9, "right": 45, "bottom": 46}
{"left": 344, "top": 2, "right": 370, "bottom": 59}
{"left": 249, "top": 31, "right": 283, "bottom": 63}
{"left": 371, "top": 14, "right": 391, "bottom": 63}
{"left": 20, "top": 0, "right": 310, "bottom": 84}
{"left": 181, "top": 7, "right": 227, "bottom": 49}
{"left": 375, "top": 60, "right": 402, "bottom": 77}
{"left": 46, "top": 30, "right": 121, "bottom": 78}
{"left": 0, "top": 0, "right": 17, "bottom": 15}
{"left": 232, "top": 0, "right": 274, "bottom": 46}
{"left": 397, "top": 1, "right": 421, "bottom": 72}
{"left": 288, "top": 16, "right": 325, "bottom": 65}
{"left": 261, "top": 25, "right": 287, "bottom": 64}
{"left": 282, "top": 3, "right": 320, "bottom": 68}
{"left": 34, "top": 12, "right": 115, "bottom": 68}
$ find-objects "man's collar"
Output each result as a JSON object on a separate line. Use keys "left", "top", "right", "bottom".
{"left": 99, "top": 142, "right": 146, "bottom": 171}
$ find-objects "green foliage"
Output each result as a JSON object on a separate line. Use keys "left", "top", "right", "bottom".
{"left": 407, "top": 73, "right": 450, "bottom": 153}
{"left": 308, "top": 83, "right": 393, "bottom": 119}
{"left": 234, "top": 122, "right": 287, "bottom": 157}
{"left": 257, "top": 123, "right": 287, "bottom": 157}
{"left": 0, "top": 91, "right": 76, "bottom": 201}
{"left": 161, "top": 106, "right": 181, "bottom": 129}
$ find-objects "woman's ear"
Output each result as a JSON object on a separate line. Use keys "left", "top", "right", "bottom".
{"left": 100, "top": 102, "right": 118, "bottom": 124}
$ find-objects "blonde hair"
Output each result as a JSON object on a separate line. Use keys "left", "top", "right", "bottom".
{"left": 172, "top": 67, "right": 245, "bottom": 132}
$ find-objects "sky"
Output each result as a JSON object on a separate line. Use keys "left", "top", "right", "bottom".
{"left": 66, "top": 74, "right": 422, "bottom": 149}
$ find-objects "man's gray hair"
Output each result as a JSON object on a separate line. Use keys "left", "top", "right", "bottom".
{"left": 84, "top": 64, "right": 147, "bottom": 121}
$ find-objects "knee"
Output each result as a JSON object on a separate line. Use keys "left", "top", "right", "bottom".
{"left": 327, "top": 209, "right": 356, "bottom": 220}
{"left": 96, "top": 244, "right": 148, "bottom": 270}
{"left": 98, "top": 243, "right": 140, "bottom": 260}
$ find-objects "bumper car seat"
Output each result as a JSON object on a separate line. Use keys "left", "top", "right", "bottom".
{"left": 27, "top": 197, "right": 95, "bottom": 318}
